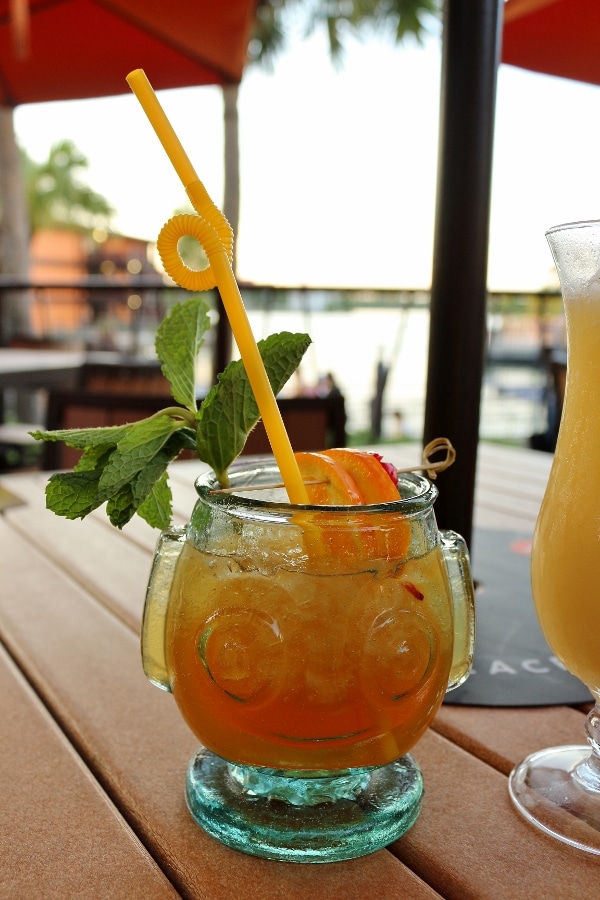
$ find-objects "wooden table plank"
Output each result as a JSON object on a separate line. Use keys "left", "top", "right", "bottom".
{"left": 476, "top": 442, "right": 553, "bottom": 479}
{"left": 432, "top": 703, "right": 587, "bottom": 776}
{"left": 3, "top": 444, "right": 597, "bottom": 898}
{"left": 2, "top": 513, "right": 598, "bottom": 897}
{"left": 10, "top": 441, "right": 551, "bottom": 545}
{"left": 472, "top": 445, "right": 550, "bottom": 529}
{"left": 472, "top": 503, "right": 536, "bottom": 534}
{"left": 392, "top": 731, "right": 599, "bottom": 900}
{"left": 0, "top": 645, "right": 178, "bottom": 899}
{"left": 473, "top": 484, "right": 543, "bottom": 530}
{"left": 1, "top": 472, "right": 152, "bottom": 632}
{"left": 0, "top": 519, "right": 439, "bottom": 900}
{"left": 475, "top": 463, "right": 551, "bottom": 502}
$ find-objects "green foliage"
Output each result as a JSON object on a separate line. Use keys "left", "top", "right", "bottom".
{"left": 32, "top": 296, "right": 311, "bottom": 529}
{"left": 22, "top": 139, "right": 114, "bottom": 233}
{"left": 249, "top": 0, "right": 441, "bottom": 68}
{"left": 155, "top": 296, "right": 211, "bottom": 410}
{"left": 195, "top": 331, "right": 312, "bottom": 483}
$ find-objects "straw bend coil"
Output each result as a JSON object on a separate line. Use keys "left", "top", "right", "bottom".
{"left": 185, "top": 181, "right": 233, "bottom": 245}
{"left": 158, "top": 178, "right": 234, "bottom": 291}
{"left": 157, "top": 213, "right": 232, "bottom": 292}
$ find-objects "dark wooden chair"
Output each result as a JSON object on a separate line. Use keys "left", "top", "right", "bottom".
{"left": 79, "top": 360, "right": 171, "bottom": 397}
{"left": 42, "top": 391, "right": 184, "bottom": 470}
{"left": 41, "top": 390, "right": 347, "bottom": 470}
{"left": 242, "top": 395, "right": 346, "bottom": 456}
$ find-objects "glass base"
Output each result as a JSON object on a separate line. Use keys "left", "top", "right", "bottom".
{"left": 509, "top": 745, "right": 600, "bottom": 854}
{"left": 185, "top": 748, "right": 423, "bottom": 863}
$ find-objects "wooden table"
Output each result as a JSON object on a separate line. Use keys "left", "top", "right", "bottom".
{"left": 0, "top": 349, "right": 164, "bottom": 393}
{"left": 0, "top": 349, "right": 86, "bottom": 390}
{"left": 1, "top": 443, "right": 597, "bottom": 898}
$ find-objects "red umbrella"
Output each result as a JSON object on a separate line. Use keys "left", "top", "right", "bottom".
{"left": 502, "top": 0, "right": 600, "bottom": 86}
{"left": 0, "top": 2, "right": 257, "bottom": 358}
{"left": 0, "top": 0, "right": 257, "bottom": 105}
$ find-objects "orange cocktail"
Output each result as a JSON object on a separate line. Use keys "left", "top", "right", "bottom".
{"left": 166, "top": 529, "right": 454, "bottom": 770}
{"left": 143, "top": 457, "right": 474, "bottom": 861}
{"left": 160, "top": 460, "right": 471, "bottom": 770}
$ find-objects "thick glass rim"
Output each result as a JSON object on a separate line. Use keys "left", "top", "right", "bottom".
{"left": 545, "top": 219, "right": 600, "bottom": 238}
{"left": 194, "top": 460, "right": 437, "bottom": 514}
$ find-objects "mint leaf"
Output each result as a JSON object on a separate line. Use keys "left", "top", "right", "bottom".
{"left": 35, "top": 293, "right": 311, "bottom": 529}
{"left": 137, "top": 472, "right": 172, "bottom": 530}
{"left": 131, "top": 432, "right": 190, "bottom": 507}
{"left": 155, "top": 296, "right": 211, "bottom": 411}
{"left": 74, "top": 444, "right": 114, "bottom": 472}
{"left": 195, "top": 332, "right": 311, "bottom": 482}
{"left": 31, "top": 423, "right": 132, "bottom": 450}
{"left": 258, "top": 331, "right": 313, "bottom": 394}
{"left": 106, "top": 460, "right": 174, "bottom": 529}
{"left": 97, "top": 414, "right": 186, "bottom": 501}
{"left": 193, "top": 365, "right": 253, "bottom": 483}
{"left": 172, "top": 427, "right": 197, "bottom": 452}
{"left": 46, "top": 470, "right": 104, "bottom": 519}
{"left": 107, "top": 483, "right": 136, "bottom": 528}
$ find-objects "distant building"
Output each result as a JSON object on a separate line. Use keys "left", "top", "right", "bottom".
{"left": 28, "top": 229, "right": 156, "bottom": 339}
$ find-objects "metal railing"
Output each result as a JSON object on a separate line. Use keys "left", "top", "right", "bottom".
{"left": 0, "top": 278, "right": 563, "bottom": 446}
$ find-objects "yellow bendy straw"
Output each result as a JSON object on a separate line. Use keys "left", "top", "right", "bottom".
{"left": 126, "top": 69, "right": 309, "bottom": 505}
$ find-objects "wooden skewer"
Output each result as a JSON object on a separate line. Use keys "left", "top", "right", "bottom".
{"left": 210, "top": 479, "right": 326, "bottom": 495}
{"left": 210, "top": 438, "right": 456, "bottom": 494}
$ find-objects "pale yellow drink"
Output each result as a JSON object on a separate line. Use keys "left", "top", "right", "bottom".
{"left": 531, "top": 292, "right": 600, "bottom": 695}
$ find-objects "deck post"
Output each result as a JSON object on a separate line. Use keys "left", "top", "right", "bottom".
{"left": 423, "top": 0, "right": 503, "bottom": 550}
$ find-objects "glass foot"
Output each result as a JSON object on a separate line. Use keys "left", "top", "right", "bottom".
{"left": 185, "top": 749, "right": 423, "bottom": 862}
{"left": 509, "top": 745, "right": 600, "bottom": 854}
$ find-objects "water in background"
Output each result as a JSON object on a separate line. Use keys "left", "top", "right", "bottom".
{"left": 241, "top": 305, "right": 550, "bottom": 444}
{"left": 45, "top": 284, "right": 556, "bottom": 446}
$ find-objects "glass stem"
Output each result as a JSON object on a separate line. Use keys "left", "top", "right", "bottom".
{"left": 228, "top": 763, "right": 372, "bottom": 806}
{"left": 574, "top": 702, "right": 600, "bottom": 793}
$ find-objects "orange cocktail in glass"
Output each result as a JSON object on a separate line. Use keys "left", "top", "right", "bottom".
{"left": 167, "top": 520, "right": 454, "bottom": 770}
{"left": 143, "top": 458, "right": 475, "bottom": 862}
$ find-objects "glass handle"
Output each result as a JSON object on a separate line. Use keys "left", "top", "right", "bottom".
{"left": 141, "top": 526, "right": 186, "bottom": 691}
{"left": 440, "top": 530, "right": 476, "bottom": 691}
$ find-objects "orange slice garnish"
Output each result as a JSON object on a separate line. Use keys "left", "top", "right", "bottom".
{"left": 293, "top": 452, "right": 363, "bottom": 560}
{"left": 322, "top": 448, "right": 400, "bottom": 503}
{"left": 294, "top": 449, "right": 411, "bottom": 565}
{"left": 294, "top": 451, "right": 363, "bottom": 505}
{"left": 324, "top": 448, "right": 411, "bottom": 560}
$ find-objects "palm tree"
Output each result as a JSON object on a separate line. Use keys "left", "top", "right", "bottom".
{"left": 216, "top": 0, "right": 440, "bottom": 377}
{"left": 24, "top": 139, "right": 113, "bottom": 233}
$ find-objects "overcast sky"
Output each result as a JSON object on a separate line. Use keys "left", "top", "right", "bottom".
{"left": 14, "top": 24, "right": 600, "bottom": 292}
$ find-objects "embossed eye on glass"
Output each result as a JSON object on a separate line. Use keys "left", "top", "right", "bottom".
{"left": 142, "top": 462, "right": 475, "bottom": 862}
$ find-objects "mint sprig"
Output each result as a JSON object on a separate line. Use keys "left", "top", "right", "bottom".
{"left": 31, "top": 295, "right": 311, "bottom": 529}
{"left": 195, "top": 331, "right": 312, "bottom": 484}
{"left": 155, "top": 297, "right": 210, "bottom": 410}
